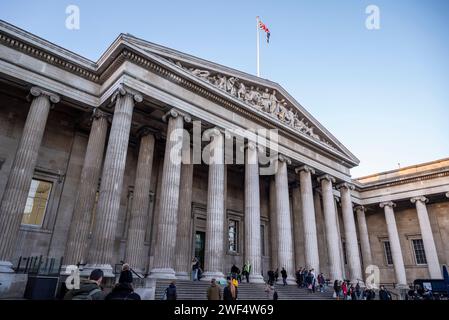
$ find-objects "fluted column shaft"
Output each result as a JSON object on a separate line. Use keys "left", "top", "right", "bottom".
{"left": 338, "top": 183, "right": 363, "bottom": 284}
{"left": 87, "top": 88, "right": 141, "bottom": 275}
{"left": 319, "top": 175, "right": 343, "bottom": 281}
{"left": 275, "top": 156, "right": 295, "bottom": 283}
{"left": 381, "top": 202, "right": 407, "bottom": 286}
{"left": 124, "top": 131, "right": 155, "bottom": 273}
{"left": 411, "top": 196, "right": 441, "bottom": 278}
{"left": 0, "top": 87, "right": 59, "bottom": 265}
{"left": 150, "top": 110, "right": 189, "bottom": 279}
{"left": 269, "top": 177, "right": 278, "bottom": 270}
{"left": 296, "top": 166, "right": 320, "bottom": 272}
{"left": 202, "top": 129, "right": 225, "bottom": 280}
{"left": 175, "top": 149, "right": 194, "bottom": 279}
{"left": 244, "top": 143, "right": 264, "bottom": 283}
{"left": 64, "top": 111, "right": 108, "bottom": 266}
{"left": 355, "top": 206, "right": 373, "bottom": 268}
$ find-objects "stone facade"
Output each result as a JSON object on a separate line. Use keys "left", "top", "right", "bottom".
{"left": 0, "top": 21, "right": 448, "bottom": 298}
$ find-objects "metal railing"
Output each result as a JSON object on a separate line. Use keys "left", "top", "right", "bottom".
{"left": 14, "top": 256, "right": 63, "bottom": 276}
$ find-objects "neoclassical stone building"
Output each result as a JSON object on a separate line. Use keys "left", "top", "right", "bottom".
{"left": 0, "top": 20, "right": 448, "bottom": 297}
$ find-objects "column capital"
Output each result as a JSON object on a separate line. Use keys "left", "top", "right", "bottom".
{"left": 203, "top": 127, "right": 223, "bottom": 140}
{"left": 380, "top": 201, "right": 396, "bottom": 209}
{"left": 354, "top": 205, "right": 366, "bottom": 213}
{"left": 445, "top": 192, "right": 449, "bottom": 199}
{"left": 317, "top": 174, "right": 336, "bottom": 184}
{"left": 270, "top": 154, "right": 291, "bottom": 165}
{"left": 410, "top": 196, "right": 428, "bottom": 205}
{"left": 92, "top": 108, "right": 110, "bottom": 120}
{"left": 111, "top": 85, "right": 143, "bottom": 104}
{"left": 336, "top": 182, "right": 355, "bottom": 191}
{"left": 136, "top": 125, "right": 157, "bottom": 138}
{"left": 29, "top": 86, "right": 60, "bottom": 104}
{"left": 240, "top": 141, "right": 264, "bottom": 153}
{"left": 295, "top": 165, "right": 315, "bottom": 175}
{"left": 162, "top": 108, "right": 191, "bottom": 123}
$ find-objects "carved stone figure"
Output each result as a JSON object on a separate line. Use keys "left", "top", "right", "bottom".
{"left": 227, "top": 77, "right": 237, "bottom": 96}
{"left": 269, "top": 90, "right": 278, "bottom": 113}
{"left": 189, "top": 68, "right": 211, "bottom": 80}
{"left": 216, "top": 74, "right": 227, "bottom": 90}
{"left": 237, "top": 82, "right": 246, "bottom": 100}
{"left": 260, "top": 88, "right": 271, "bottom": 112}
{"left": 285, "top": 108, "right": 295, "bottom": 126}
{"left": 245, "top": 86, "right": 255, "bottom": 103}
{"left": 278, "top": 102, "right": 288, "bottom": 121}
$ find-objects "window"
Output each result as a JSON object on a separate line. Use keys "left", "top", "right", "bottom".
{"left": 412, "top": 239, "right": 427, "bottom": 265}
{"left": 383, "top": 241, "right": 393, "bottom": 265}
{"left": 228, "top": 220, "right": 238, "bottom": 253}
{"left": 22, "top": 179, "right": 52, "bottom": 226}
{"left": 342, "top": 241, "right": 348, "bottom": 265}
{"left": 260, "top": 225, "right": 265, "bottom": 256}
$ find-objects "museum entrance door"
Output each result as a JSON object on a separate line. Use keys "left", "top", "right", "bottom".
{"left": 194, "top": 231, "right": 205, "bottom": 270}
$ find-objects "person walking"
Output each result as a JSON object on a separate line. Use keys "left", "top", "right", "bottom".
{"left": 118, "top": 263, "right": 133, "bottom": 284}
{"left": 64, "top": 269, "right": 105, "bottom": 300}
{"left": 105, "top": 282, "right": 141, "bottom": 300}
{"left": 223, "top": 277, "right": 238, "bottom": 301}
{"left": 165, "top": 281, "right": 177, "bottom": 300}
{"left": 281, "top": 267, "right": 288, "bottom": 286}
{"left": 207, "top": 278, "right": 222, "bottom": 300}
{"left": 333, "top": 280, "right": 341, "bottom": 300}
{"left": 192, "top": 257, "right": 200, "bottom": 281}
{"left": 274, "top": 268, "right": 279, "bottom": 283}
{"left": 242, "top": 262, "right": 251, "bottom": 283}
{"left": 341, "top": 281, "right": 348, "bottom": 300}
{"left": 317, "top": 273, "right": 325, "bottom": 292}
{"left": 379, "top": 285, "right": 392, "bottom": 300}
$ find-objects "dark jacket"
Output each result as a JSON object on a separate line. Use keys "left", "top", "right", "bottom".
{"left": 281, "top": 269, "right": 287, "bottom": 279}
{"left": 223, "top": 286, "right": 238, "bottom": 300}
{"left": 166, "top": 284, "right": 177, "bottom": 300}
{"left": 105, "top": 283, "right": 141, "bottom": 300}
{"left": 63, "top": 280, "right": 105, "bottom": 300}
{"left": 118, "top": 270, "right": 133, "bottom": 284}
{"left": 379, "top": 289, "right": 391, "bottom": 300}
{"left": 207, "top": 283, "right": 222, "bottom": 300}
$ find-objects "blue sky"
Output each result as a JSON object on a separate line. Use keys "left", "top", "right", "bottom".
{"left": 1, "top": 0, "right": 448, "bottom": 177}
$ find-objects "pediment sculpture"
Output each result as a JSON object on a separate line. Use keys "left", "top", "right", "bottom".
{"left": 170, "top": 60, "right": 335, "bottom": 149}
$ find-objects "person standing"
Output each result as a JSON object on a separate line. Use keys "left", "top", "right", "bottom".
{"left": 207, "top": 278, "right": 222, "bottom": 300}
{"left": 118, "top": 263, "right": 133, "bottom": 284}
{"left": 333, "top": 280, "right": 341, "bottom": 300}
{"left": 165, "top": 281, "right": 177, "bottom": 300}
{"left": 64, "top": 269, "right": 105, "bottom": 300}
{"left": 281, "top": 267, "right": 288, "bottom": 286}
{"left": 379, "top": 285, "right": 392, "bottom": 300}
{"left": 341, "top": 281, "right": 348, "bottom": 300}
{"left": 223, "top": 277, "right": 238, "bottom": 301}
{"left": 105, "top": 282, "right": 141, "bottom": 300}
{"left": 242, "top": 262, "right": 251, "bottom": 283}
{"left": 274, "top": 268, "right": 279, "bottom": 283}
{"left": 192, "top": 257, "right": 200, "bottom": 281}
{"left": 317, "top": 273, "right": 325, "bottom": 292}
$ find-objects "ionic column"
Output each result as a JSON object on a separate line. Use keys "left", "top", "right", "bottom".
{"left": 269, "top": 177, "right": 278, "bottom": 270}
{"left": 318, "top": 174, "right": 343, "bottom": 281}
{"left": 295, "top": 165, "right": 320, "bottom": 272}
{"left": 337, "top": 183, "right": 363, "bottom": 284}
{"left": 275, "top": 155, "right": 295, "bottom": 284}
{"left": 0, "top": 87, "right": 59, "bottom": 271}
{"left": 85, "top": 87, "right": 142, "bottom": 276}
{"left": 150, "top": 109, "right": 190, "bottom": 279}
{"left": 124, "top": 128, "right": 156, "bottom": 274}
{"left": 411, "top": 196, "right": 441, "bottom": 278}
{"left": 354, "top": 206, "right": 373, "bottom": 269}
{"left": 244, "top": 142, "right": 264, "bottom": 283}
{"left": 202, "top": 128, "right": 225, "bottom": 280}
{"left": 380, "top": 201, "right": 407, "bottom": 287}
{"left": 64, "top": 109, "right": 108, "bottom": 267}
{"left": 175, "top": 148, "right": 194, "bottom": 279}
{"left": 291, "top": 186, "right": 304, "bottom": 270}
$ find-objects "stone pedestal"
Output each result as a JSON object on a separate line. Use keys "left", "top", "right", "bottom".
{"left": 380, "top": 201, "right": 407, "bottom": 286}
{"left": 85, "top": 87, "right": 142, "bottom": 276}
{"left": 64, "top": 110, "right": 108, "bottom": 267}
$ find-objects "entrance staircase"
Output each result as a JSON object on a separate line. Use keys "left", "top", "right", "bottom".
{"left": 155, "top": 279, "right": 334, "bottom": 300}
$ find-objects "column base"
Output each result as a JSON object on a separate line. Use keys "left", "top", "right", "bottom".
{"left": 0, "top": 261, "right": 28, "bottom": 299}
{"left": 175, "top": 271, "right": 190, "bottom": 280}
{"left": 149, "top": 268, "right": 177, "bottom": 280}
{"left": 200, "top": 271, "right": 225, "bottom": 282}
{"left": 80, "top": 264, "right": 115, "bottom": 278}
{"left": 249, "top": 274, "right": 266, "bottom": 284}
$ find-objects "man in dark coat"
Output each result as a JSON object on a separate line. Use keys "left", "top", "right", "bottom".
{"left": 166, "top": 281, "right": 177, "bottom": 300}
{"left": 379, "top": 286, "right": 392, "bottom": 300}
{"left": 281, "top": 267, "right": 288, "bottom": 286}
{"left": 118, "top": 263, "right": 133, "bottom": 284}
{"left": 105, "top": 282, "right": 141, "bottom": 300}
{"left": 64, "top": 269, "right": 105, "bottom": 300}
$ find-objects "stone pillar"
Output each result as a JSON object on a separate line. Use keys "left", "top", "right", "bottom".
{"left": 380, "top": 201, "right": 407, "bottom": 287}
{"left": 85, "top": 87, "right": 142, "bottom": 276}
{"left": 291, "top": 186, "right": 304, "bottom": 270}
{"left": 337, "top": 183, "right": 363, "bottom": 284}
{"left": 354, "top": 206, "right": 373, "bottom": 269}
{"left": 295, "top": 165, "right": 320, "bottom": 272}
{"left": 318, "top": 174, "right": 343, "bottom": 281}
{"left": 244, "top": 142, "right": 264, "bottom": 283}
{"left": 150, "top": 109, "right": 190, "bottom": 279}
{"left": 274, "top": 155, "right": 295, "bottom": 284}
{"left": 411, "top": 196, "right": 441, "bottom": 278}
{"left": 0, "top": 87, "right": 60, "bottom": 271}
{"left": 64, "top": 110, "right": 108, "bottom": 267}
{"left": 174, "top": 148, "right": 194, "bottom": 280}
{"left": 124, "top": 128, "right": 156, "bottom": 274}
{"left": 269, "top": 177, "right": 278, "bottom": 270}
{"left": 202, "top": 128, "right": 225, "bottom": 280}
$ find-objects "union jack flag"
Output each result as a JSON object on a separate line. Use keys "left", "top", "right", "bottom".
{"left": 258, "top": 18, "right": 271, "bottom": 43}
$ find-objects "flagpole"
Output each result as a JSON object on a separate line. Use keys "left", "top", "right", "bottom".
{"left": 256, "top": 16, "right": 260, "bottom": 77}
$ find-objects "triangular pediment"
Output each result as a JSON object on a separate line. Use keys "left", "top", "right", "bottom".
{"left": 122, "top": 35, "right": 359, "bottom": 165}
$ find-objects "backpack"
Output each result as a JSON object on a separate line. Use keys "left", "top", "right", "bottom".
{"left": 72, "top": 288, "right": 102, "bottom": 300}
